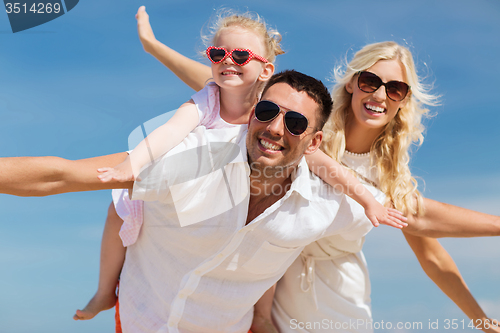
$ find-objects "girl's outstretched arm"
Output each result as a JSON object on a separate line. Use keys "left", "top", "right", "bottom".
{"left": 404, "top": 233, "right": 499, "bottom": 333}
{"left": 306, "top": 150, "right": 407, "bottom": 228}
{"left": 250, "top": 284, "right": 279, "bottom": 333}
{"left": 136, "top": 6, "right": 212, "bottom": 92}
{"left": 404, "top": 198, "right": 500, "bottom": 238}
{"left": 97, "top": 101, "right": 200, "bottom": 182}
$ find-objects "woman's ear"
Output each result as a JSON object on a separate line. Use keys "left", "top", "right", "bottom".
{"left": 345, "top": 79, "right": 354, "bottom": 94}
{"left": 399, "top": 93, "right": 410, "bottom": 110}
{"left": 259, "top": 63, "right": 275, "bottom": 81}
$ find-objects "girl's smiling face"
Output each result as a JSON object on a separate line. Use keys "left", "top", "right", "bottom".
{"left": 211, "top": 26, "right": 272, "bottom": 91}
{"left": 346, "top": 59, "right": 409, "bottom": 131}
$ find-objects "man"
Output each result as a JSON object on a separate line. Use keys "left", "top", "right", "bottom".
{"left": 1, "top": 70, "right": 371, "bottom": 332}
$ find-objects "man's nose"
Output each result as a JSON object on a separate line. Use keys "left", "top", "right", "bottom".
{"left": 267, "top": 112, "right": 285, "bottom": 137}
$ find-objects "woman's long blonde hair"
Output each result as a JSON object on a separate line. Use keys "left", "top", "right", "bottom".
{"left": 321, "top": 41, "right": 439, "bottom": 215}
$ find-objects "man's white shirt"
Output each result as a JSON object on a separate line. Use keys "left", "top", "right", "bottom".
{"left": 117, "top": 125, "right": 372, "bottom": 333}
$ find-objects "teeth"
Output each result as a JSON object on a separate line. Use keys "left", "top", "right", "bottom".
{"left": 222, "top": 71, "right": 241, "bottom": 75}
{"left": 365, "top": 104, "right": 385, "bottom": 113}
{"left": 260, "top": 139, "right": 281, "bottom": 151}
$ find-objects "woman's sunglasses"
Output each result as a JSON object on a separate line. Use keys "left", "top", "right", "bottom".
{"left": 357, "top": 71, "right": 410, "bottom": 102}
{"left": 254, "top": 100, "right": 310, "bottom": 136}
{"left": 206, "top": 46, "right": 268, "bottom": 66}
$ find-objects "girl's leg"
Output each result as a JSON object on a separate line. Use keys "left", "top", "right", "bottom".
{"left": 73, "top": 202, "right": 126, "bottom": 320}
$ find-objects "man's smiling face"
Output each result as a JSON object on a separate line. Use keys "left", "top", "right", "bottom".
{"left": 246, "top": 82, "right": 322, "bottom": 175}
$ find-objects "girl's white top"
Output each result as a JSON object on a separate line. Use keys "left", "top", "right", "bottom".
{"left": 114, "top": 83, "right": 237, "bottom": 246}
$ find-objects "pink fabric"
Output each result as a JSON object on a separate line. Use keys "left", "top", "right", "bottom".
{"left": 114, "top": 83, "right": 236, "bottom": 247}
{"left": 195, "top": 82, "right": 222, "bottom": 129}
{"left": 112, "top": 189, "right": 143, "bottom": 247}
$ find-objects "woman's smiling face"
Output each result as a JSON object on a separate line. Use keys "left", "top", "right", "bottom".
{"left": 346, "top": 59, "right": 410, "bottom": 131}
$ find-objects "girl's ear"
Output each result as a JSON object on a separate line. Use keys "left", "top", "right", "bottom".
{"left": 259, "top": 62, "right": 275, "bottom": 81}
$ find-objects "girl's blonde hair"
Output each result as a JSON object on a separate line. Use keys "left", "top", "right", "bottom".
{"left": 321, "top": 41, "right": 439, "bottom": 215}
{"left": 201, "top": 9, "right": 285, "bottom": 63}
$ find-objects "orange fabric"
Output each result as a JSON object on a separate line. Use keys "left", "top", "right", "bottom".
{"left": 115, "top": 283, "right": 122, "bottom": 333}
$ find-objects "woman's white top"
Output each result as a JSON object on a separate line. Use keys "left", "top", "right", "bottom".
{"left": 272, "top": 152, "right": 383, "bottom": 333}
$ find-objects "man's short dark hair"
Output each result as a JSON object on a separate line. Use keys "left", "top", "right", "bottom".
{"left": 261, "top": 70, "right": 333, "bottom": 131}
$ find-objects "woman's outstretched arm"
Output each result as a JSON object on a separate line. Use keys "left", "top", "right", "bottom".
{"left": 136, "top": 6, "right": 212, "bottom": 92}
{"left": 404, "top": 198, "right": 500, "bottom": 238}
{"left": 404, "top": 232, "right": 499, "bottom": 333}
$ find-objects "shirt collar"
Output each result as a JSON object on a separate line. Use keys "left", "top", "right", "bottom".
{"left": 288, "top": 157, "right": 314, "bottom": 201}
{"left": 241, "top": 132, "right": 316, "bottom": 202}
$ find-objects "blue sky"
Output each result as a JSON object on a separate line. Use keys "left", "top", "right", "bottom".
{"left": 1, "top": 1, "right": 499, "bottom": 332}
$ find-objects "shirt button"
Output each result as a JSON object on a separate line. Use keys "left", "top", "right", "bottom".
{"left": 194, "top": 270, "right": 201, "bottom": 275}
{"left": 168, "top": 321, "right": 175, "bottom": 327}
{"left": 178, "top": 293, "right": 185, "bottom": 299}
{"left": 217, "top": 253, "right": 224, "bottom": 258}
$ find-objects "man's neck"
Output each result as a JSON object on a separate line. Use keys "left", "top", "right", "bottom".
{"left": 246, "top": 166, "right": 295, "bottom": 224}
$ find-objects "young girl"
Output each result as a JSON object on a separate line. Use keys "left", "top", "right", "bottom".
{"left": 123, "top": 14, "right": 500, "bottom": 331}
{"left": 73, "top": 7, "right": 406, "bottom": 321}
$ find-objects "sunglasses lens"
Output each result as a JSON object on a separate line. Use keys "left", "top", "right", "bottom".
{"left": 255, "top": 101, "right": 309, "bottom": 135}
{"left": 358, "top": 71, "right": 409, "bottom": 101}
{"left": 255, "top": 101, "right": 280, "bottom": 121}
{"left": 358, "top": 72, "right": 382, "bottom": 93}
{"left": 285, "top": 111, "right": 308, "bottom": 135}
{"left": 386, "top": 81, "right": 409, "bottom": 101}
{"left": 209, "top": 48, "right": 226, "bottom": 62}
{"left": 231, "top": 50, "right": 250, "bottom": 65}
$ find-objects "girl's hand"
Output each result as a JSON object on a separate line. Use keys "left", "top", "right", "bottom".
{"left": 97, "top": 158, "right": 135, "bottom": 183}
{"left": 136, "top": 6, "right": 157, "bottom": 54}
{"left": 365, "top": 202, "right": 408, "bottom": 229}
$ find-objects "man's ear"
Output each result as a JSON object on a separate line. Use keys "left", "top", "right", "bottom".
{"left": 248, "top": 108, "right": 255, "bottom": 127}
{"left": 259, "top": 62, "right": 275, "bottom": 81}
{"left": 304, "top": 131, "right": 323, "bottom": 155}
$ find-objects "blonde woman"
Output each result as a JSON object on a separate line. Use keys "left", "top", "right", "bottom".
{"left": 270, "top": 42, "right": 500, "bottom": 333}
{"left": 133, "top": 9, "right": 499, "bottom": 332}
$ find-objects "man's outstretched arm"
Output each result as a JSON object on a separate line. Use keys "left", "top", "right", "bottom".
{"left": 0, "top": 153, "right": 132, "bottom": 196}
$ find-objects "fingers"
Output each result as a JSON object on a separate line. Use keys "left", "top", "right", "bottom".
{"left": 97, "top": 171, "right": 114, "bottom": 183}
{"left": 97, "top": 168, "right": 120, "bottom": 183}
{"left": 136, "top": 6, "right": 148, "bottom": 21}
{"left": 376, "top": 208, "right": 408, "bottom": 229}
{"left": 367, "top": 215, "right": 380, "bottom": 228}
{"left": 380, "top": 216, "right": 408, "bottom": 229}
{"left": 97, "top": 168, "right": 135, "bottom": 183}
{"left": 387, "top": 208, "right": 407, "bottom": 219}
